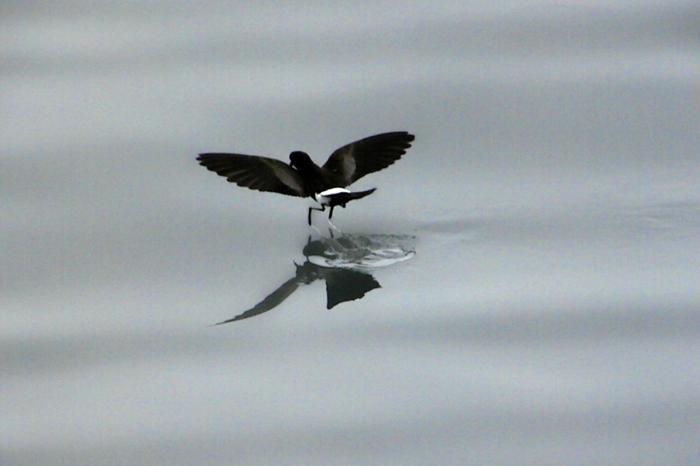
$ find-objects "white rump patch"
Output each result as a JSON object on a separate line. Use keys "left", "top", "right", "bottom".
{"left": 315, "top": 187, "right": 350, "bottom": 206}
{"left": 319, "top": 187, "right": 350, "bottom": 196}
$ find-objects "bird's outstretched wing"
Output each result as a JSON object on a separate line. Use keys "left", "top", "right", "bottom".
{"left": 214, "top": 277, "right": 300, "bottom": 325}
{"left": 322, "top": 132, "right": 415, "bottom": 186}
{"left": 197, "top": 153, "right": 306, "bottom": 197}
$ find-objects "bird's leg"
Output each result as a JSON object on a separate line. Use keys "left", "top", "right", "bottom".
{"left": 308, "top": 205, "right": 326, "bottom": 225}
{"left": 327, "top": 206, "right": 343, "bottom": 233}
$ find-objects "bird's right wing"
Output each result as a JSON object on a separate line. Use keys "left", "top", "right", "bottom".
{"left": 322, "top": 132, "right": 415, "bottom": 186}
{"left": 197, "top": 153, "right": 306, "bottom": 197}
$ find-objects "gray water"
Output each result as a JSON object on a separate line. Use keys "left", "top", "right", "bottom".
{"left": 3, "top": 2, "right": 700, "bottom": 465}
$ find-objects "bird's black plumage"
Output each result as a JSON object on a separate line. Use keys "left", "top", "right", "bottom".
{"left": 197, "top": 131, "right": 414, "bottom": 223}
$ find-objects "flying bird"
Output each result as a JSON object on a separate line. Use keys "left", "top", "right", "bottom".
{"left": 197, "top": 131, "right": 415, "bottom": 224}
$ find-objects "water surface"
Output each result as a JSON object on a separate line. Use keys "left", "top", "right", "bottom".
{"left": 3, "top": 2, "right": 699, "bottom": 465}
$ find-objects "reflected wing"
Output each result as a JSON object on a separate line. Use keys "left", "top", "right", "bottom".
{"left": 197, "top": 153, "right": 306, "bottom": 197}
{"left": 214, "top": 277, "right": 300, "bottom": 325}
{"left": 322, "top": 132, "right": 415, "bottom": 186}
{"left": 324, "top": 269, "right": 381, "bottom": 309}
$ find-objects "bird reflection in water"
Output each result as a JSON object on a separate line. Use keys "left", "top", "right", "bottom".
{"left": 214, "top": 234, "right": 416, "bottom": 325}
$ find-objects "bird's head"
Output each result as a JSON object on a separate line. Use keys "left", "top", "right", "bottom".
{"left": 289, "top": 151, "right": 312, "bottom": 169}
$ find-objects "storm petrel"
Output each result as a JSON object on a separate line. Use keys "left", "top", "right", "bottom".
{"left": 197, "top": 131, "right": 415, "bottom": 224}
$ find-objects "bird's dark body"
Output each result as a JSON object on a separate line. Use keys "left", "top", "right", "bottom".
{"left": 288, "top": 151, "right": 341, "bottom": 197}
{"left": 197, "top": 131, "right": 414, "bottom": 224}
